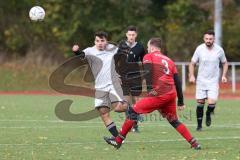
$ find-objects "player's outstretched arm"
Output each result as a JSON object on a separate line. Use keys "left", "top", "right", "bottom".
{"left": 72, "top": 45, "right": 85, "bottom": 59}
{"left": 173, "top": 73, "right": 185, "bottom": 110}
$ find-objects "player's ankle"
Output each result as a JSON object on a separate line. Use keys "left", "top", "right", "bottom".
{"left": 116, "top": 134, "right": 125, "bottom": 144}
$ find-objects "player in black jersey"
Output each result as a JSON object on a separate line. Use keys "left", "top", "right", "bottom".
{"left": 115, "top": 26, "right": 146, "bottom": 132}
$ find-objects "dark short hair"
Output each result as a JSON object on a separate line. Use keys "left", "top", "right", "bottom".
{"left": 95, "top": 31, "right": 108, "bottom": 39}
{"left": 149, "top": 37, "right": 162, "bottom": 49}
{"left": 127, "top": 25, "right": 137, "bottom": 32}
{"left": 204, "top": 30, "right": 215, "bottom": 36}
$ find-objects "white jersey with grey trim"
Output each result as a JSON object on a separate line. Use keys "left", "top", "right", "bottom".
{"left": 83, "top": 44, "right": 120, "bottom": 89}
{"left": 191, "top": 43, "right": 227, "bottom": 90}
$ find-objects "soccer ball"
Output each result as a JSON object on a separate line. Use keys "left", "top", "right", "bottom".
{"left": 29, "top": 6, "right": 45, "bottom": 21}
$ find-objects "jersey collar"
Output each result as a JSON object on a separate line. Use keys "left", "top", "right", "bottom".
{"left": 126, "top": 41, "right": 137, "bottom": 48}
{"left": 150, "top": 50, "right": 162, "bottom": 55}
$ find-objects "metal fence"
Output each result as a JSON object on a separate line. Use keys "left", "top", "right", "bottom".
{"left": 175, "top": 62, "right": 240, "bottom": 93}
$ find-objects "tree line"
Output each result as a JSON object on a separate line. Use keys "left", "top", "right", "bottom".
{"left": 0, "top": 0, "right": 240, "bottom": 61}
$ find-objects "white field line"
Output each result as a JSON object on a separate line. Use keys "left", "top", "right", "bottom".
{"left": 0, "top": 124, "right": 240, "bottom": 129}
{"left": 0, "top": 119, "right": 240, "bottom": 125}
{"left": 0, "top": 119, "right": 240, "bottom": 128}
{"left": 0, "top": 136, "right": 240, "bottom": 146}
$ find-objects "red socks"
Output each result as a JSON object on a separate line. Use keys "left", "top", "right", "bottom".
{"left": 116, "top": 119, "right": 193, "bottom": 145}
{"left": 175, "top": 123, "right": 193, "bottom": 142}
{"left": 116, "top": 119, "right": 136, "bottom": 144}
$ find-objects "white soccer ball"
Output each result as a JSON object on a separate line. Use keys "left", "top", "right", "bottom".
{"left": 29, "top": 6, "right": 45, "bottom": 21}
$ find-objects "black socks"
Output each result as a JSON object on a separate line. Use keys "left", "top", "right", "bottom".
{"left": 196, "top": 103, "right": 204, "bottom": 128}
{"left": 106, "top": 122, "right": 118, "bottom": 137}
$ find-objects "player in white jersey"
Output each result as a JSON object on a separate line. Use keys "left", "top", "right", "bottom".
{"left": 189, "top": 30, "right": 228, "bottom": 131}
{"left": 72, "top": 31, "right": 128, "bottom": 138}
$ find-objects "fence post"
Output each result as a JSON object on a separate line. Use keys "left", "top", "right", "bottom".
{"left": 231, "top": 64, "right": 236, "bottom": 93}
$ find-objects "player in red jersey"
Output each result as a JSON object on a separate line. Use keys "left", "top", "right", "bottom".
{"left": 104, "top": 37, "right": 201, "bottom": 150}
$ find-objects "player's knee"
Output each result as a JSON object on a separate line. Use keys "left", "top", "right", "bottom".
{"left": 126, "top": 107, "right": 139, "bottom": 121}
{"left": 98, "top": 107, "right": 110, "bottom": 115}
{"left": 115, "top": 101, "right": 129, "bottom": 112}
{"left": 114, "top": 104, "right": 122, "bottom": 112}
{"left": 99, "top": 112, "right": 110, "bottom": 121}
{"left": 208, "top": 99, "right": 217, "bottom": 105}
{"left": 197, "top": 99, "right": 205, "bottom": 105}
{"left": 112, "top": 101, "right": 127, "bottom": 113}
{"left": 208, "top": 103, "right": 216, "bottom": 107}
{"left": 169, "top": 120, "right": 181, "bottom": 128}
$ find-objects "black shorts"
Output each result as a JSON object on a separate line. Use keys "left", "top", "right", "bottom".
{"left": 121, "top": 75, "right": 143, "bottom": 96}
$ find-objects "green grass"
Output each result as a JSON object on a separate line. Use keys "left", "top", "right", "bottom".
{"left": 0, "top": 63, "right": 90, "bottom": 91}
{"left": 0, "top": 64, "right": 51, "bottom": 91}
{"left": 0, "top": 95, "right": 239, "bottom": 160}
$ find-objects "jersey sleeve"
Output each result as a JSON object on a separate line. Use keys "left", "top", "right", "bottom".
{"left": 219, "top": 49, "right": 227, "bottom": 63}
{"left": 83, "top": 48, "right": 90, "bottom": 56}
{"left": 172, "top": 62, "right": 178, "bottom": 74}
{"left": 191, "top": 47, "right": 199, "bottom": 63}
{"left": 112, "top": 46, "right": 119, "bottom": 55}
{"left": 143, "top": 54, "right": 152, "bottom": 64}
{"left": 83, "top": 47, "right": 93, "bottom": 63}
{"left": 140, "top": 45, "right": 146, "bottom": 62}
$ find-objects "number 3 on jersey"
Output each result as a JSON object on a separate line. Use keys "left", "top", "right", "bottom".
{"left": 162, "top": 59, "right": 170, "bottom": 74}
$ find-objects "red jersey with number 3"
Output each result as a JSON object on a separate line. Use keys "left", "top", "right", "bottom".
{"left": 143, "top": 51, "right": 177, "bottom": 95}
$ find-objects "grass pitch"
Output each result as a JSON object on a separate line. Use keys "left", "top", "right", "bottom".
{"left": 0, "top": 95, "right": 239, "bottom": 160}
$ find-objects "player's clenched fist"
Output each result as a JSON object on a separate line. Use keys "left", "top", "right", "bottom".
{"left": 221, "top": 76, "right": 227, "bottom": 83}
{"left": 178, "top": 105, "right": 186, "bottom": 111}
{"left": 72, "top": 44, "right": 85, "bottom": 58}
{"left": 189, "top": 75, "right": 195, "bottom": 83}
{"left": 72, "top": 45, "right": 80, "bottom": 52}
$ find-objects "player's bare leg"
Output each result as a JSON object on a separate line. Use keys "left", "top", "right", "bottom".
{"left": 98, "top": 101, "right": 129, "bottom": 138}
{"left": 196, "top": 99, "right": 205, "bottom": 131}
{"left": 104, "top": 106, "right": 138, "bottom": 149}
{"left": 98, "top": 107, "right": 119, "bottom": 137}
{"left": 112, "top": 101, "right": 128, "bottom": 113}
{"left": 124, "top": 95, "right": 131, "bottom": 104}
{"left": 206, "top": 98, "right": 217, "bottom": 127}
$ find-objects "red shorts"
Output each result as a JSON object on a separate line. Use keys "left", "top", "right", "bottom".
{"left": 133, "top": 92, "right": 178, "bottom": 121}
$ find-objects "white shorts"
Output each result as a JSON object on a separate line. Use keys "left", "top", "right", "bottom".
{"left": 95, "top": 82, "right": 124, "bottom": 108}
{"left": 195, "top": 88, "right": 219, "bottom": 100}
